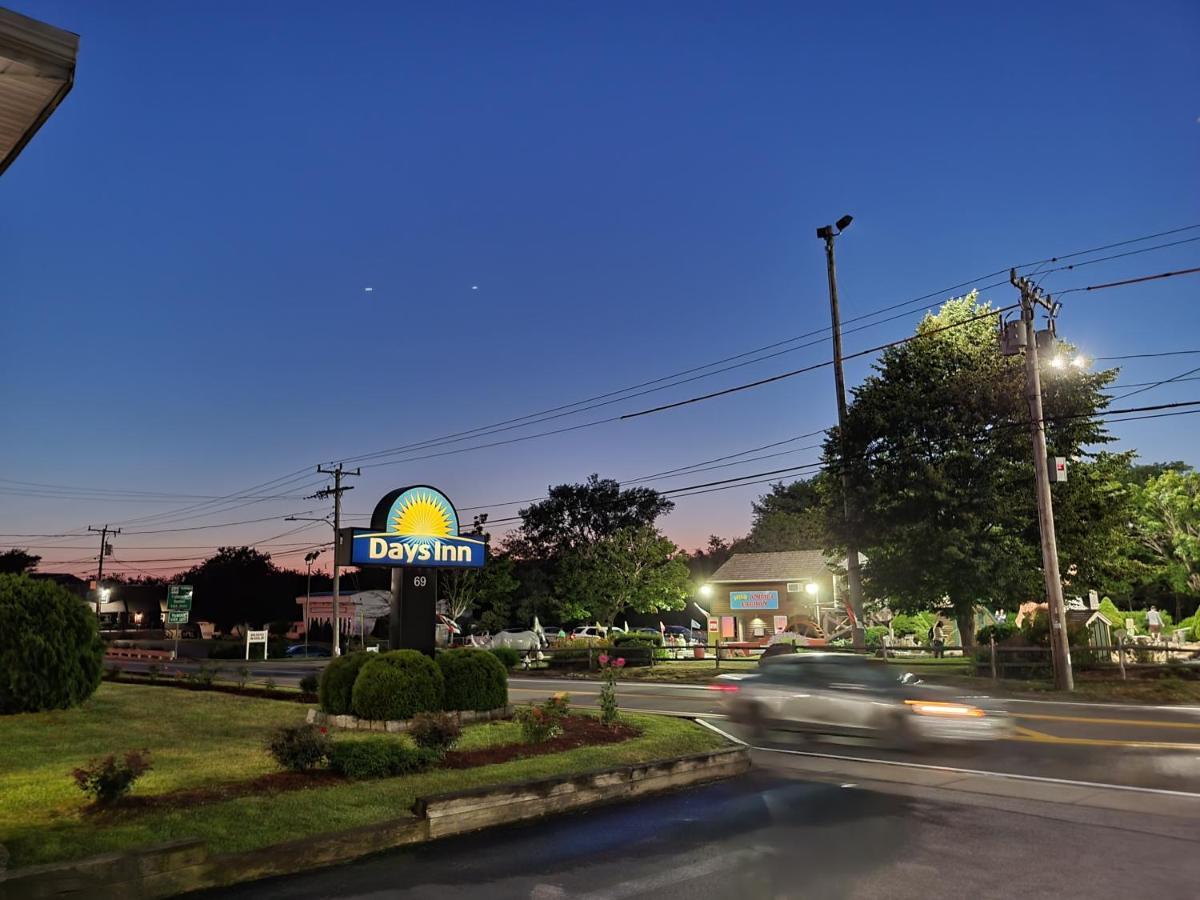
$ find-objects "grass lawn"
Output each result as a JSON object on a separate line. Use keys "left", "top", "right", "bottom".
{"left": 0, "top": 683, "right": 726, "bottom": 870}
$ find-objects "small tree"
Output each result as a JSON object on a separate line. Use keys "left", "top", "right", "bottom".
{"left": 1, "top": 574, "right": 104, "bottom": 714}
{"left": 557, "top": 526, "right": 691, "bottom": 626}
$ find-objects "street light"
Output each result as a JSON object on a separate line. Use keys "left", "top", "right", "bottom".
{"left": 805, "top": 582, "right": 818, "bottom": 596}
{"left": 286, "top": 516, "right": 332, "bottom": 649}
{"left": 699, "top": 584, "right": 713, "bottom": 598}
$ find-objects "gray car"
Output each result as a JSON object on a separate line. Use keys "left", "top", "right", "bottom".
{"left": 713, "top": 652, "right": 1012, "bottom": 748}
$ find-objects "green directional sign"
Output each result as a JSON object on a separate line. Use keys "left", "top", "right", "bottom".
{"left": 167, "top": 585, "right": 193, "bottom": 611}
{"left": 166, "top": 610, "right": 190, "bottom": 625}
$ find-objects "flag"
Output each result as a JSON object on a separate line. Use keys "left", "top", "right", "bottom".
{"left": 690, "top": 619, "right": 702, "bottom": 631}
{"left": 659, "top": 620, "right": 666, "bottom": 634}
{"left": 532, "top": 615, "right": 544, "bottom": 638}
{"left": 624, "top": 619, "right": 631, "bottom": 633}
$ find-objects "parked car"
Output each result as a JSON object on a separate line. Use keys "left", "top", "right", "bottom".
{"left": 570, "top": 626, "right": 607, "bottom": 640}
{"left": 711, "top": 652, "right": 1012, "bottom": 748}
{"left": 285, "top": 644, "right": 332, "bottom": 658}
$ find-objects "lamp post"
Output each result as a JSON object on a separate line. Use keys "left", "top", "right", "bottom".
{"left": 304, "top": 549, "right": 322, "bottom": 654}
{"left": 287, "top": 516, "right": 332, "bottom": 649}
{"left": 817, "top": 214, "right": 866, "bottom": 647}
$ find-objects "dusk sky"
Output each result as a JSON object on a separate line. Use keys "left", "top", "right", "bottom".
{"left": 3, "top": 0, "right": 1198, "bottom": 578}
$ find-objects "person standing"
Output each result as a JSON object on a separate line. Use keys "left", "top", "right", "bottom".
{"left": 1147, "top": 605, "right": 1163, "bottom": 642}
{"left": 931, "top": 620, "right": 946, "bottom": 659}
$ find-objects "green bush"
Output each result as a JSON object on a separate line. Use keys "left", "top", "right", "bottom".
{"left": 0, "top": 574, "right": 104, "bottom": 714}
{"left": 318, "top": 652, "right": 371, "bottom": 715}
{"left": 976, "top": 623, "right": 1018, "bottom": 645}
{"left": 437, "top": 648, "right": 508, "bottom": 711}
{"left": 327, "top": 737, "right": 438, "bottom": 779}
{"left": 299, "top": 673, "right": 320, "bottom": 694}
{"left": 891, "top": 612, "right": 935, "bottom": 639}
{"left": 488, "top": 646, "right": 521, "bottom": 670}
{"left": 351, "top": 651, "right": 444, "bottom": 721}
{"left": 547, "top": 647, "right": 599, "bottom": 669}
{"left": 864, "top": 626, "right": 888, "bottom": 649}
{"left": 71, "top": 749, "right": 152, "bottom": 807}
{"left": 408, "top": 711, "right": 462, "bottom": 753}
{"left": 266, "top": 724, "right": 330, "bottom": 771}
{"left": 1097, "top": 599, "right": 1173, "bottom": 634}
{"left": 613, "top": 632, "right": 664, "bottom": 648}
{"left": 514, "top": 694, "right": 570, "bottom": 743}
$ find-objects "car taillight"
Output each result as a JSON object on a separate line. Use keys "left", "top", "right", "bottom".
{"left": 707, "top": 683, "right": 740, "bottom": 693}
{"left": 904, "top": 700, "right": 984, "bottom": 718}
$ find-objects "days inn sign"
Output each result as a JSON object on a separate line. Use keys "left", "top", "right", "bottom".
{"left": 340, "top": 486, "right": 486, "bottom": 569}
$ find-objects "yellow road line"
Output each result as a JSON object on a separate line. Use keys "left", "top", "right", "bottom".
{"left": 1015, "top": 712, "right": 1200, "bottom": 730}
{"left": 1010, "top": 724, "right": 1200, "bottom": 750}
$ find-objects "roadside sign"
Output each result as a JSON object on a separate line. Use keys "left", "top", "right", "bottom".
{"left": 167, "top": 585, "right": 193, "bottom": 611}
{"left": 166, "top": 610, "right": 189, "bottom": 625}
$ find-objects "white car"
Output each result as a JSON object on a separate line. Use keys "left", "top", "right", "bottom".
{"left": 712, "top": 652, "right": 1012, "bottom": 747}
{"left": 570, "top": 626, "right": 608, "bottom": 640}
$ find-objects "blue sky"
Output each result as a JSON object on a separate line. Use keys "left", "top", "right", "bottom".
{"left": 2, "top": 0, "right": 1198, "bottom": 575}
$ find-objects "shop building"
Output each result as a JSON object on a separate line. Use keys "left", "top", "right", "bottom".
{"left": 702, "top": 550, "right": 844, "bottom": 642}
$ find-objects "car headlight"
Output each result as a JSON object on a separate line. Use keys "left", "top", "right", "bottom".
{"left": 904, "top": 700, "right": 985, "bottom": 718}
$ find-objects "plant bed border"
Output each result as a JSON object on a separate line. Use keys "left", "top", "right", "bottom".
{"left": 0, "top": 745, "right": 748, "bottom": 899}
{"left": 103, "top": 674, "right": 315, "bottom": 703}
{"left": 306, "top": 705, "right": 511, "bottom": 733}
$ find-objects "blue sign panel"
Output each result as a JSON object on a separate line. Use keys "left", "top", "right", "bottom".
{"left": 730, "top": 590, "right": 779, "bottom": 610}
{"left": 348, "top": 531, "right": 486, "bottom": 569}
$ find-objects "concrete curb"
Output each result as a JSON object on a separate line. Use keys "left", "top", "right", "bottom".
{"left": 306, "top": 705, "right": 511, "bottom": 733}
{"left": 0, "top": 746, "right": 748, "bottom": 900}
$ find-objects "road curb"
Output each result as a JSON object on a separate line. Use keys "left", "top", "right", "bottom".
{"left": 0, "top": 747, "right": 749, "bottom": 900}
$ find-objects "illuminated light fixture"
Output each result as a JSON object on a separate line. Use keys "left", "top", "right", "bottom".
{"left": 1050, "top": 355, "right": 1067, "bottom": 369}
{"left": 805, "top": 582, "right": 819, "bottom": 595}
{"left": 699, "top": 584, "right": 713, "bottom": 598}
{"left": 1071, "top": 354, "right": 1089, "bottom": 369}
{"left": 904, "top": 700, "right": 985, "bottom": 718}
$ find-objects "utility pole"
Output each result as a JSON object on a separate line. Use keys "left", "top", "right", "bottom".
{"left": 316, "top": 464, "right": 358, "bottom": 657}
{"left": 817, "top": 215, "right": 866, "bottom": 647}
{"left": 87, "top": 524, "right": 119, "bottom": 619}
{"left": 1009, "top": 270, "right": 1073, "bottom": 691}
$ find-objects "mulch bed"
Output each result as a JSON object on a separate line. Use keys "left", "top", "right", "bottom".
{"left": 105, "top": 675, "right": 316, "bottom": 704}
{"left": 441, "top": 715, "right": 639, "bottom": 769}
{"left": 89, "top": 715, "right": 640, "bottom": 815}
{"left": 87, "top": 770, "right": 346, "bottom": 818}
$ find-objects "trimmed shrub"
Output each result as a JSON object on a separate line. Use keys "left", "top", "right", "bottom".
{"left": 299, "top": 673, "right": 320, "bottom": 695}
{"left": 976, "top": 623, "right": 1018, "bottom": 645}
{"left": 318, "top": 652, "right": 371, "bottom": 715}
{"left": 409, "top": 711, "right": 462, "bottom": 754}
{"left": 71, "top": 750, "right": 152, "bottom": 806}
{"left": 488, "top": 646, "right": 521, "bottom": 670}
{"left": 437, "top": 648, "right": 508, "bottom": 712}
{"left": 267, "top": 723, "right": 330, "bottom": 771}
{"left": 351, "top": 651, "right": 444, "bottom": 721}
{"left": 0, "top": 573, "right": 104, "bottom": 714}
{"left": 514, "top": 694, "right": 570, "bottom": 743}
{"left": 327, "top": 737, "right": 438, "bottom": 779}
{"left": 612, "top": 632, "right": 664, "bottom": 648}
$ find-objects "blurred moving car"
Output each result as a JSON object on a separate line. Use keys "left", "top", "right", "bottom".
{"left": 285, "top": 644, "right": 332, "bottom": 658}
{"left": 712, "top": 652, "right": 1011, "bottom": 747}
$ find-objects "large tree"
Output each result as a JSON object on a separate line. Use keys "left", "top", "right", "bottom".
{"left": 556, "top": 526, "right": 691, "bottom": 626}
{"left": 1133, "top": 470, "right": 1200, "bottom": 603}
{"left": 507, "top": 475, "right": 674, "bottom": 560}
{"left": 734, "top": 476, "right": 831, "bottom": 552}
{"left": 179, "top": 546, "right": 280, "bottom": 631}
{"left": 824, "top": 294, "right": 1123, "bottom": 647}
{"left": 0, "top": 549, "right": 40, "bottom": 575}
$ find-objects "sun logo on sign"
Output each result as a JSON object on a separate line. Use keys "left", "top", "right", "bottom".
{"left": 388, "top": 488, "right": 458, "bottom": 547}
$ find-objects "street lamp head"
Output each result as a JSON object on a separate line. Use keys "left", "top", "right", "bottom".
{"left": 805, "top": 582, "right": 819, "bottom": 595}
{"left": 699, "top": 584, "right": 713, "bottom": 598}
{"left": 1050, "top": 355, "right": 1067, "bottom": 369}
{"left": 1071, "top": 354, "right": 1089, "bottom": 369}
{"left": 835, "top": 214, "right": 854, "bottom": 232}
{"left": 815, "top": 224, "right": 835, "bottom": 241}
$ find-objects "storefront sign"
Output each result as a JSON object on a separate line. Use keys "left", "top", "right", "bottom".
{"left": 345, "top": 486, "right": 486, "bottom": 569}
{"left": 773, "top": 615, "right": 788, "bottom": 634}
{"left": 730, "top": 590, "right": 779, "bottom": 610}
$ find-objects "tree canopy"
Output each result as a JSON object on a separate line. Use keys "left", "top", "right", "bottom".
{"left": 556, "top": 526, "right": 691, "bottom": 626}
{"left": 733, "top": 476, "right": 831, "bottom": 552}
{"left": 0, "top": 549, "right": 40, "bottom": 575}
{"left": 823, "top": 294, "right": 1125, "bottom": 645}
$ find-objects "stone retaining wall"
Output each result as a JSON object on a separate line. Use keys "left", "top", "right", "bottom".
{"left": 305, "top": 704, "right": 511, "bottom": 732}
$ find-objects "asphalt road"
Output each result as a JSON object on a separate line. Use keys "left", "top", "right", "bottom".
{"left": 198, "top": 768, "right": 1200, "bottom": 900}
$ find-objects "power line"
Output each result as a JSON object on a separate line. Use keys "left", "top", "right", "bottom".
{"left": 1096, "top": 350, "right": 1200, "bottom": 361}
{"left": 1059, "top": 265, "right": 1200, "bottom": 296}
{"left": 1109, "top": 366, "right": 1200, "bottom": 402}
{"left": 621, "top": 304, "right": 1019, "bottom": 421}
